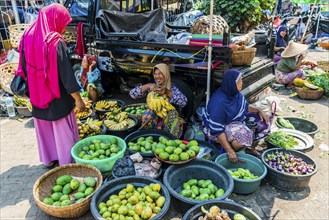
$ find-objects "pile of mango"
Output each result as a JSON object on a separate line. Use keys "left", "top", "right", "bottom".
{"left": 154, "top": 138, "right": 200, "bottom": 162}
{"left": 179, "top": 179, "right": 225, "bottom": 201}
{"left": 77, "top": 138, "right": 121, "bottom": 160}
{"left": 43, "top": 175, "right": 97, "bottom": 206}
{"left": 124, "top": 104, "right": 147, "bottom": 115}
{"left": 97, "top": 183, "right": 166, "bottom": 220}
{"left": 228, "top": 168, "right": 259, "bottom": 180}
{"left": 128, "top": 136, "right": 156, "bottom": 154}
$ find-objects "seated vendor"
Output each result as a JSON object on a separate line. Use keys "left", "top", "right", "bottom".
{"left": 76, "top": 54, "right": 104, "bottom": 102}
{"left": 129, "top": 63, "right": 187, "bottom": 138}
{"left": 275, "top": 41, "right": 308, "bottom": 88}
{"left": 274, "top": 26, "right": 288, "bottom": 65}
{"left": 202, "top": 69, "right": 270, "bottom": 163}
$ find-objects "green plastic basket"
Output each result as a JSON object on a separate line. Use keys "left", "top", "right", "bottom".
{"left": 71, "top": 135, "right": 126, "bottom": 173}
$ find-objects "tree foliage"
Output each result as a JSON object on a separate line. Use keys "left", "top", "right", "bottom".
{"left": 200, "top": 0, "right": 275, "bottom": 33}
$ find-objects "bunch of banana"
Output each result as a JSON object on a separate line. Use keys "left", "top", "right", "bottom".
{"left": 13, "top": 95, "right": 29, "bottom": 107}
{"left": 86, "top": 117, "right": 102, "bottom": 127}
{"left": 104, "top": 108, "right": 122, "bottom": 120}
{"left": 82, "top": 98, "right": 92, "bottom": 110}
{"left": 95, "top": 100, "right": 119, "bottom": 110}
{"left": 74, "top": 98, "right": 93, "bottom": 119}
{"left": 146, "top": 91, "right": 176, "bottom": 118}
{"left": 77, "top": 118, "right": 102, "bottom": 139}
{"left": 104, "top": 118, "right": 136, "bottom": 130}
{"left": 115, "top": 111, "right": 128, "bottom": 122}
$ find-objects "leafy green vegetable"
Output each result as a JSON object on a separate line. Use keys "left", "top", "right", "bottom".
{"left": 266, "top": 131, "right": 298, "bottom": 149}
{"left": 306, "top": 71, "right": 329, "bottom": 97}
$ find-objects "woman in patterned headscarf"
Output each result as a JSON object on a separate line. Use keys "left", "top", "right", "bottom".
{"left": 14, "top": 3, "right": 85, "bottom": 167}
{"left": 129, "top": 63, "right": 187, "bottom": 137}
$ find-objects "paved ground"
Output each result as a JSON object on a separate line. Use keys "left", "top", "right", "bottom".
{"left": 0, "top": 51, "right": 328, "bottom": 220}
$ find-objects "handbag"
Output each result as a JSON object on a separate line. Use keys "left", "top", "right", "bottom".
{"left": 10, "top": 35, "right": 29, "bottom": 97}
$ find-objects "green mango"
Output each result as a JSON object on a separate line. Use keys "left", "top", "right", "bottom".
{"left": 74, "top": 192, "right": 85, "bottom": 200}
{"left": 191, "top": 185, "right": 199, "bottom": 196}
{"left": 62, "top": 183, "right": 72, "bottom": 195}
{"left": 83, "top": 177, "right": 96, "bottom": 187}
{"left": 84, "top": 187, "right": 94, "bottom": 197}
{"left": 181, "top": 189, "right": 192, "bottom": 198}
{"left": 199, "top": 188, "right": 211, "bottom": 195}
{"left": 187, "top": 179, "right": 198, "bottom": 186}
{"left": 199, "top": 193, "right": 209, "bottom": 200}
{"left": 201, "top": 180, "right": 212, "bottom": 188}
{"left": 59, "top": 194, "right": 70, "bottom": 202}
{"left": 52, "top": 201, "right": 61, "bottom": 206}
{"left": 55, "top": 175, "right": 72, "bottom": 186}
{"left": 215, "top": 188, "right": 225, "bottom": 198}
{"left": 207, "top": 183, "right": 217, "bottom": 194}
{"left": 50, "top": 192, "right": 62, "bottom": 201}
{"left": 52, "top": 185, "right": 63, "bottom": 193}
{"left": 70, "top": 178, "right": 79, "bottom": 190}
{"left": 61, "top": 200, "right": 72, "bottom": 206}
{"left": 43, "top": 197, "right": 54, "bottom": 205}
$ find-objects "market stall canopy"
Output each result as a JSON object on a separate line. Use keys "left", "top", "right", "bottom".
{"left": 291, "top": 0, "right": 328, "bottom": 4}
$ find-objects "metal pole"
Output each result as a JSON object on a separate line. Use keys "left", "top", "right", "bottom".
{"left": 10, "top": 0, "right": 21, "bottom": 24}
{"left": 301, "top": 0, "right": 317, "bottom": 43}
{"left": 206, "top": 0, "right": 214, "bottom": 103}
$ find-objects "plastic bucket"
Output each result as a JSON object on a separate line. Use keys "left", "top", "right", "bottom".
{"left": 215, "top": 152, "right": 267, "bottom": 194}
{"left": 15, "top": 106, "right": 32, "bottom": 117}
{"left": 163, "top": 159, "right": 234, "bottom": 214}
{"left": 105, "top": 116, "right": 139, "bottom": 139}
{"left": 261, "top": 148, "right": 318, "bottom": 191}
{"left": 275, "top": 117, "right": 319, "bottom": 138}
{"left": 71, "top": 135, "right": 126, "bottom": 173}
{"left": 90, "top": 176, "right": 171, "bottom": 220}
{"left": 124, "top": 129, "right": 176, "bottom": 157}
{"left": 183, "top": 200, "right": 262, "bottom": 220}
{"left": 92, "top": 99, "right": 124, "bottom": 120}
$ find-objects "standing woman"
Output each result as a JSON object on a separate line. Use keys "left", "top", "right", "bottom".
{"left": 14, "top": 4, "right": 85, "bottom": 167}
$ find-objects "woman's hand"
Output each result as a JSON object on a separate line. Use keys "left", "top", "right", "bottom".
{"left": 89, "top": 61, "right": 97, "bottom": 72}
{"left": 227, "top": 150, "right": 238, "bottom": 163}
{"left": 258, "top": 110, "right": 270, "bottom": 124}
{"left": 75, "top": 99, "right": 86, "bottom": 112}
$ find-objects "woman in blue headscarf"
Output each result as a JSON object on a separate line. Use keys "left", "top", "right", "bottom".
{"left": 274, "top": 26, "right": 287, "bottom": 64}
{"left": 202, "top": 70, "right": 269, "bottom": 163}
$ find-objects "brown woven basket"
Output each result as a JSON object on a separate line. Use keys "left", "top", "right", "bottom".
{"left": 296, "top": 87, "right": 324, "bottom": 100}
{"left": 33, "top": 164, "right": 103, "bottom": 218}
{"left": 231, "top": 47, "right": 257, "bottom": 66}
{"left": 0, "top": 62, "right": 18, "bottom": 94}
{"left": 317, "top": 61, "right": 329, "bottom": 73}
{"left": 191, "top": 15, "right": 229, "bottom": 35}
{"left": 63, "top": 31, "right": 77, "bottom": 44}
{"left": 122, "top": 103, "right": 147, "bottom": 125}
{"left": 8, "top": 24, "right": 31, "bottom": 48}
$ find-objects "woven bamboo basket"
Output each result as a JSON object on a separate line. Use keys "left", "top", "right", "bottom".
{"left": 231, "top": 47, "right": 257, "bottom": 66}
{"left": 63, "top": 31, "right": 77, "bottom": 44}
{"left": 318, "top": 41, "right": 329, "bottom": 50}
{"left": 191, "top": 15, "right": 229, "bottom": 35}
{"left": 317, "top": 61, "right": 329, "bottom": 73}
{"left": 122, "top": 103, "right": 147, "bottom": 125}
{"left": 296, "top": 87, "right": 324, "bottom": 100}
{"left": 8, "top": 24, "right": 31, "bottom": 48}
{"left": 0, "top": 62, "right": 18, "bottom": 94}
{"left": 33, "top": 164, "right": 103, "bottom": 218}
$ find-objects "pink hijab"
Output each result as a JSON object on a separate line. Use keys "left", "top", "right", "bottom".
{"left": 15, "top": 3, "right": 72, "bottom": 109}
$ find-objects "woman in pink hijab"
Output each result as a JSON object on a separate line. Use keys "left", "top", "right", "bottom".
{"left": 15, "top": 3, "right": 85, "bottom": 167}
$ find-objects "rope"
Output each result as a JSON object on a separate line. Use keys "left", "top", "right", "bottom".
{"left": 150, "top": 46, "right": 207, "bottom": 63}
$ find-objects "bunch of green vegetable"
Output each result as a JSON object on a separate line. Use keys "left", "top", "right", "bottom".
{"left": 277, "top": 117, "right": 295, "bottom": 129}
{"left": 307, "top": 71, "right": 329, "bottom": 97}
{"left": 200, "top": 0, "right": 274, "bottom": 33}
{"left": 266, "top": 131, "right": 298, "bottom": 149}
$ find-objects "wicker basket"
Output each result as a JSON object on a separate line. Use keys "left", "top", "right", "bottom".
{"left": 0, "top": 62, "right": 18, "bottom": 94}
{"left": 191, "top": 15, "right": 229, "bottom": 35}
{"left": 231, "top": 47, "right": 257, "bottom": 66}
{"left": 317, "top": 61, "right": 329, "bottom": 73}
{"left": 8, "top": 24, "right": 31, "bottom": 48}
{"left": 296, "top": 87, "right": 324, "bottom": 100}
{"left": 63, "top": 31, "right": 77, "bottom": 44}
{"left": 33, "top": 164, "right": 103, "bottom": 218}
{"left": 318, "top": 41, "right": 329, "bottom": 50}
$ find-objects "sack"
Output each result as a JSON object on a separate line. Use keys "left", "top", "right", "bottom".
{"left": 10, "top": 75, "right": 29, "bottom": 97}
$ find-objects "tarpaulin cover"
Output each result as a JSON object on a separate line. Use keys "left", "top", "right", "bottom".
{"left": 96, "top": 8, "right": 167, "bottom": 42}
{"left": 291, "top": 0, "right": 328, "bottom": 4}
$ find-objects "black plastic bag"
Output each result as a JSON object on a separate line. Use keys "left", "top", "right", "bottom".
{"left": 10, "top": 75, "right": 29, "bottom": 97}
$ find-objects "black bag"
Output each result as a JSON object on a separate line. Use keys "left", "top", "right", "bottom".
{"left": 10, "top": 75, "right": 28, "bottom": 97}
{"left": 10, "top": 35, "right": 29, "bottom": 97}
